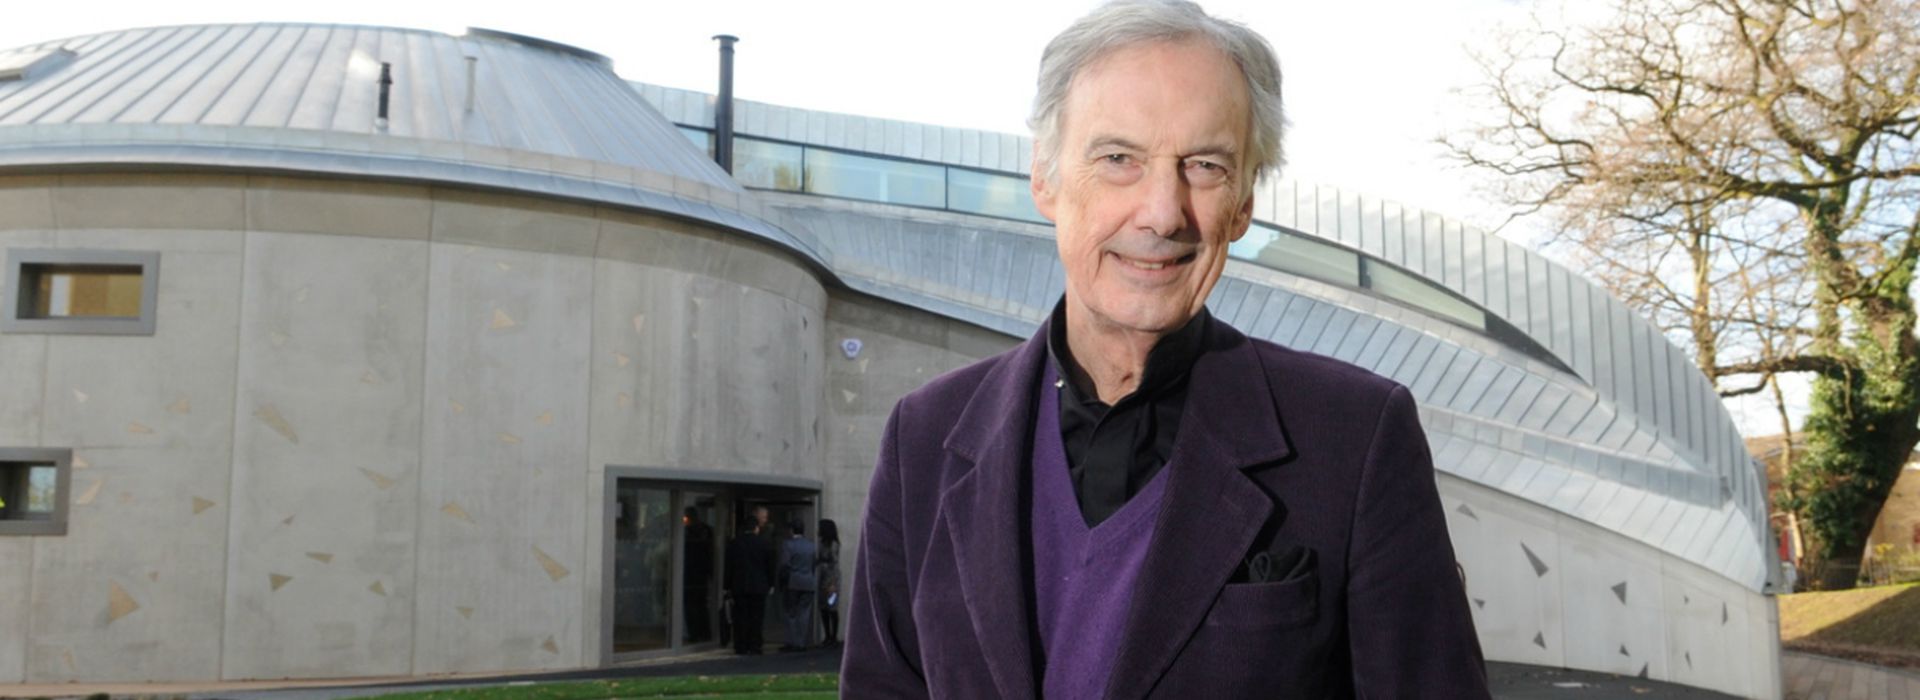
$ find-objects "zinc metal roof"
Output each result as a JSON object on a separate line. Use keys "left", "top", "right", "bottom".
{"left": 0, "top": 24, "right": 739, "bottom": 192}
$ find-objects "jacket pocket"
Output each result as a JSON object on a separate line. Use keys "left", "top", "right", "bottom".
{"left": 1206, "top": 569, "right": 1319, "bottom": 628}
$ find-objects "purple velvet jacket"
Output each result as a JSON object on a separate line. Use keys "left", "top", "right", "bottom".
{"left": 842, "top": 313, "right": 1490, "bottom": 699}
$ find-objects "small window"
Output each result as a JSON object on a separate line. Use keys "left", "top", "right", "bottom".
{"left": 0, "top": 448, "right": 71, "bottom": 536}
{"left": 3, "top": 249, "right": 159, "bottom": 335}
{"left": 677, "top": 125, "right": 714, "bottom": 158}
{"left": 1251, "top": 229, "right": 1363, "bottom": 288}
{"left": 804, "top": 148, "right": 945, "bottom": 208}
{"left": 735, "top": 137, "right": 804, "bottom": 191}
{"left": 1364, "top": 260, "right": 1485, "bottom": 330}
{"left": 948, "top": 168, "right": 1046, "bottom": 223}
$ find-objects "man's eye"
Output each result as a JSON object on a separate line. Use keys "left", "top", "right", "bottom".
{"left": 1101, "top": 153, "right": 1132, "bottom": 165}
{"left": 1186, "top": 159, "right": 1230, "bottom": 183}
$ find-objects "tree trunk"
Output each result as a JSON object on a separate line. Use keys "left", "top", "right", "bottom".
{"left": 1791, "top": 263, "right": 1920, "bottom": 588}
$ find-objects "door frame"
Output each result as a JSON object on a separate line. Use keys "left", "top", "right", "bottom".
{"left": 600, "top": 467, "right": 822, "bottom": 665}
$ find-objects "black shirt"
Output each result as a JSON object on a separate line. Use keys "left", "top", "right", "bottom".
{"left": 1045, "top": 299, "right": 1209, "bottom": 527}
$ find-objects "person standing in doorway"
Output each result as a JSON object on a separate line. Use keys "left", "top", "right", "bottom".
{"left": 816, "top": 519, "right": 842, "bottom": 646}
{"left": 779, "top": 520, "right": 819, "bottom": 651}
{"left": 724, "top": 506, "right": 775, "bottom": 655}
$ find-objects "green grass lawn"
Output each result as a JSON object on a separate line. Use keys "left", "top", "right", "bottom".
{"left": 1778, "top": 582, "right": 1920, "bottom": 667}
{"left": 361, "top": 673, "right": 838, "bottom": 700}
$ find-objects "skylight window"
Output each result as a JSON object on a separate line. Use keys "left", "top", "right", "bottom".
{"left": 0, "top": 48, "right": 76, "bottom": 83}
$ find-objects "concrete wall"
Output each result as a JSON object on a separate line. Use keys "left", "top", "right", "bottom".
{"left": 579, "top": 208, "right": 830, "bottom": 666}
{"left": 223, "top": 226, "right": 429, "bottom": 679}
{"left": 0, "top": 175, "right": 55, "bottom": 683}
{"left": 819, "top": 293, "right": 1018, "bottom": 593}
{"left": 1443, "top": 474, "right": 1783, "bottom": 699}
{"left": 1, "top": 174, "right": 247, "bottom": 682}
{"left": 0, "top": 173, "right": 840, "bottom": 682}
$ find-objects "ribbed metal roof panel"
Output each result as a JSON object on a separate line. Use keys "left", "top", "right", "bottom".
{"left": 0, "top": 24, "right": 739, "bottom": 191}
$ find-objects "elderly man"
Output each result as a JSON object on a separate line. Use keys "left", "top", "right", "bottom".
{"left": 842, "top": 1, "right": 1489, "bottom": 697}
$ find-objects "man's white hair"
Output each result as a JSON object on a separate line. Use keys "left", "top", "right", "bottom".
{"left": 1029, "top": 0, "right": 1286, "bottom": 190}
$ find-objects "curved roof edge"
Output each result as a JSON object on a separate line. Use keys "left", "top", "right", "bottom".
{"left": 464, "top": 27, "right": 611, "bottom": 67}
{"left": 0, "top": 130, "right": 829, "bottom": 272}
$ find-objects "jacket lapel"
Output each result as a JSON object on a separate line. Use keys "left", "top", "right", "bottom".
{"left": 1104, "top": 319, "right": 1294, "bottom": 700}
{"left": 939, "top": 325, "right": 1049, "bottom": 700}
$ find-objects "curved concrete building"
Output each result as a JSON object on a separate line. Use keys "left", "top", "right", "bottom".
{"left": 0, "top": 23, "right": 1779, "bottom": 697}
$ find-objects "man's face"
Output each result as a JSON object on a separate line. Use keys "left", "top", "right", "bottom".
{"left": 1033, "top": 39, "right": 1255, "bottom": 337}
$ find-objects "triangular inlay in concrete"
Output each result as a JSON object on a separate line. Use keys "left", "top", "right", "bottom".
{"left": 1521, "top": 542, "right": 1549, "bottom": 577}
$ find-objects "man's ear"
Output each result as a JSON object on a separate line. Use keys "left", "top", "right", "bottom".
{"left": 1227, "top": 187, "right": 1255, "bottom": 243}
{"left": 1031, "top": 156, "right": 1058, "bottom": 222}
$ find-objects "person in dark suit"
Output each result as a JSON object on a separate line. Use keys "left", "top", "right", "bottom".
{"left": 778, "top": 520, "right": 819, "bottom": 651}
{"left": 725, "top": 507, "right": 775, "bottom": 655}
{"left": 840, "top": 1, "right": 1489, "bottom": 697}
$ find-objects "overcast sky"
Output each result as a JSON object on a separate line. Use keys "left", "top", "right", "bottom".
{"left": 0, "top": 0, "right": 1807, "bottom": 435}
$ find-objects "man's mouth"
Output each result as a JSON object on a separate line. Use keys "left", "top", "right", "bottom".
{"left": 1112, "top": 252, "right": 1196, "bottom": 271}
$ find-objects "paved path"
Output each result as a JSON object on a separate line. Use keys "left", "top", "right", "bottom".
{"left": 1783, "top": 651, "right": 1920, "bottom": 700}
{"left": 195, "top": 651, "right": 1741, "bottom": 700}
{"left": 7, "top": 649, "right": 1916, "bottom": 699}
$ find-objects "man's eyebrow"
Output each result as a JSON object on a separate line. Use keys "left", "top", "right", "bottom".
{"left": 1184, "top": 143, "right": 1241, "bottom": 165}
{"left": 1082, "top": 136, "right": 1145, "bottom": 156}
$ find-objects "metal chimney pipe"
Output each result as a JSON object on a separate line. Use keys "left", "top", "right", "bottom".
{"left": 377, "top": 62, "right": 394, "bottom": 128}
{"left": 712, "top": 35, "right": 738, "bottom": 173}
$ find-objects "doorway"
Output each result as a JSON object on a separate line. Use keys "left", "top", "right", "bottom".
{"left": 743, "top": 496, "right": 816, "bottom": 646}
{"left": 601, "top": 467, "right": 821, "bottom": 663}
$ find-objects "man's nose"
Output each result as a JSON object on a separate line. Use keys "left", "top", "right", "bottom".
{"left": 1136, "top": 159, "right": 1189, "bottom": 237}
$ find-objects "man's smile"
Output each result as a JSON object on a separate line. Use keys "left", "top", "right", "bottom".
{"left": 1109, "top": 251, "right": 1197, "bottom": 273}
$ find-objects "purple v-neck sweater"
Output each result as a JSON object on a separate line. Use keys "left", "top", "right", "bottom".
{"left": 1031, "top": 363, "right": 1170, "bottom": 699}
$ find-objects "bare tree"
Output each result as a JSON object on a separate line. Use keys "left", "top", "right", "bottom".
{"left": 1447, "top": 0, "right": 1920, "bottom": 588}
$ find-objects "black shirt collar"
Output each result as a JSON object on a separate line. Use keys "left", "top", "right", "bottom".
{"left": 1045, "top": 298, "right": 1209, "bottom": 409}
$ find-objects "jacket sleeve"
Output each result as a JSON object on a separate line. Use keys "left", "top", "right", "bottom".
{"left": 1347, "top": 386, "right": 1491, "bottom": 699}
{"left": 840, "top": 403, "right": 932, "bottom": 697}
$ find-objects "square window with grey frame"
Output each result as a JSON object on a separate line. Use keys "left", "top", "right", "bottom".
{"left": 0, "top": 448, "right": 72, "bottom": 536}
{"left": 3, "top": 248, "right": 159, "bottom": 335}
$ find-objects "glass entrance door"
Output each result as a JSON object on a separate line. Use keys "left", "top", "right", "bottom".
{"left": 603, "top": 470, "right": 819, "bottom": 663}
{"left": 612, "top": 482, "right": 673, "bottom": 653}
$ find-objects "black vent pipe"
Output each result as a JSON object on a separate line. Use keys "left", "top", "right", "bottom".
{"left": 712, "top": 35, "right": 738, "bottom": 173}
{"left": 377, "top": 62, "right": 393, "bottom": 126}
